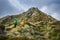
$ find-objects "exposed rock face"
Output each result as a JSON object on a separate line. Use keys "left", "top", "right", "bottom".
{"left": 0, "top": 7, "right": 60, "bottom": 40}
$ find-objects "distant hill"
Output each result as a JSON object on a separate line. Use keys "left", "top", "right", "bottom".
{"left": 0, "top": 7, "right": 60, "bottom": 40}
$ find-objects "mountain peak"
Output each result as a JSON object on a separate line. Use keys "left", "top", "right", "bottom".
{"left": 27, "top": 7, "right": 40, "bottom": 12}
{"left": 29, "top": 7, "right": 38, "bottom": 10}
{"left": 25, "top": 7, "right": 42, "bottom": 17}
{"left": 0, "top": 7, "right": 57, "bottom": 24}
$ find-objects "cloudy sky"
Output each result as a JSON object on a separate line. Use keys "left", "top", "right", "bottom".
{"left": 0, "top": 0, "right": 60, "bottom": 20}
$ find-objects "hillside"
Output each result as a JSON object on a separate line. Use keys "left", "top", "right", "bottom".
{"left": 0, "top": 7, "right": 60, "bottom": 40}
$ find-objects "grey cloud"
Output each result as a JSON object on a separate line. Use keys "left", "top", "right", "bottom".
{"left": 0, "top": 0, "right": 60, "bottom": 20}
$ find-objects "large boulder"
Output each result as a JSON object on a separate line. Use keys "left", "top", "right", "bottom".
{"left": 0, "top": 24, "right": 5, "bottom": 34}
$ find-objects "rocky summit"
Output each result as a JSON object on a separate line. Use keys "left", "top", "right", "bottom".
{"left": 0, "top": 7, "right": 60, "bottom": 40}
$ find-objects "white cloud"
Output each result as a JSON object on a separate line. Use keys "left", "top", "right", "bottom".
{"left": 8, "top": 0, "right": 29, "bottom": 11}
{"left": 40, "top": 6, "right": 48, "bottom": 14}
{"left": 51, "top": 13, "right": 60, "bottom": 20}
{"left": 51, "top": 13, "right": 57, "bottom": 18}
